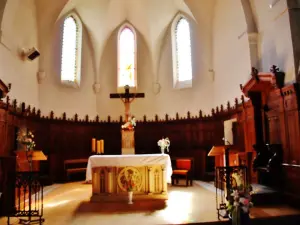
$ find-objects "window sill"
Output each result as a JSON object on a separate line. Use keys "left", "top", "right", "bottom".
{"left": 61, "top": 80, "right": 80, "bottom": 88}
{"left": 173, "top": 79, "right": 192, "bottom": 89}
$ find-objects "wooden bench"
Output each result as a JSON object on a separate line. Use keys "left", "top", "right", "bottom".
{"left": 64, "top": 158, "right": 88, "bottom": 181}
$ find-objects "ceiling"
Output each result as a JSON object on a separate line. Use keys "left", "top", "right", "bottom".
{"left": 34, "top": 0, "right": 215, "bottom": 74}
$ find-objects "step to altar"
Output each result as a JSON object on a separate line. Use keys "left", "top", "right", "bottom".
{"left": 251, "top": 184, "right": 283, "bottom": 206}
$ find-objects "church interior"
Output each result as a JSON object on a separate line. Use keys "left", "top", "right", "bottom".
{"left": 1, "top": 0, "right": 300, "bottom": 224}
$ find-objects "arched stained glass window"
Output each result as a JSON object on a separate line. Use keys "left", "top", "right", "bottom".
{"left": 61, "top": 15, "right": 82, "bottom": 87}
{"left": 172, "top": 15, "right": 193, "bottom": 88}
{"left": 118, "top": 25, "right": 136, "bottom": 88}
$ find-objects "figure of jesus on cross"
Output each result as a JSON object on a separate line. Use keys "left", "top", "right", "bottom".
{"left": 110, "top": 85, "right": 145, "bottom": 122}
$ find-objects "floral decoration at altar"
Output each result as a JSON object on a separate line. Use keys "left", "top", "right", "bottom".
{"left": 125, "top": 178, "right": 135, "bottom": 192}
{"left": 157, "top": 137, "right": 170, "bottom": 154}
{"left": 17, "top": 129, "right": 36, "bottom": 151}
{"left": 121, "top": 117, "right": 136, "bottom": 130}
{"left": 227, "top": 171, "right": 254, "bottom": 225}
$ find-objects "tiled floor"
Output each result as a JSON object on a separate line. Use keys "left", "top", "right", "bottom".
{"left": 1, "top": 181, "right": 300, "bottom": 225}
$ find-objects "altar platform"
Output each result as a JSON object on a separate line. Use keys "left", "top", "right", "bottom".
{"left": 86, "top": 154, "right": 172, "bottom": 202}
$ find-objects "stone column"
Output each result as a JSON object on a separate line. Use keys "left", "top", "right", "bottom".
{"left": 240, "top": 0, "right": 260, "bottom": 70}
{"left": 148, "top": 167, "right": 153, "bottom": 195}
{"left": 248, "top": 32, "right": 260, "bottom": 70}
{"left": 92, "top": 168, "right": 100, "bottom": 194}
{"left": 287, "top": 0, "right": 300, "bottom": 81}
{"left": 161, "top": 166, "right": 167, "bottom": 194}
{"left": 107, "top": 167, "right": 113, "bottom": 194}
{"left": 0, "top": 0, "right": 7, "bottom": 40}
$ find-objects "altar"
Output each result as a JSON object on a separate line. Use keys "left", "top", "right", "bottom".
{"left": 86, "top": 154, "right": 172, "bottom": 202}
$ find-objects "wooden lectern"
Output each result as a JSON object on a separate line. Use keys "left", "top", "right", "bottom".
{"left": 208, "top": 145, "right": 241, "bottom": 167}
{"left": 15, "top": 150, "right": 47, "bottom": 172}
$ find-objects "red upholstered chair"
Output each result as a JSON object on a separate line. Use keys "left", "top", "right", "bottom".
{"left": 172, "top": 159, "right": 193, "bottom": 186}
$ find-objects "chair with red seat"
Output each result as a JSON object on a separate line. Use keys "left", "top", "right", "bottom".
{"left": 172, "top": 159, "right": 193, "bottom": 186}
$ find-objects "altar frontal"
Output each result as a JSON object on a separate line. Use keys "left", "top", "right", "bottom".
{"left": 86, "top": 154, "right": 172, "bottom": 202}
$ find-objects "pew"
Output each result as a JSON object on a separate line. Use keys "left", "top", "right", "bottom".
{"left": 64, "top": 158, "right": 88, "bottom": 181}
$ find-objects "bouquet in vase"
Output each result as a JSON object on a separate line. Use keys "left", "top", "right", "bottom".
{"left": 17, "top": 130, "right": 36, "bottom": 151}
{"left": 227, "top": 171, "right": 254, "bottom": 225}
{"left": 157, "top": 137, "right": 170, "bottom": 153}
{"left": 121, "top": 117, "right": 136, "bottom": 130}
{"left": 125, "top": 179, "right": 135, "bottom": 192}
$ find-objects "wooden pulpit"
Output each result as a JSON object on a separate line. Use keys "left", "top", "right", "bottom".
{"left": 15, "top": 150, "right": 47, "bottom": 172}
{"left": 208, "top": 145, "right": 241, "bottom": 167}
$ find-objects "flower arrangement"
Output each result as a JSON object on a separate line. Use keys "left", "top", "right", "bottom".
{"left": 125, "top": 179, "right": 135, "bottom": 192}
{"left": 121, "top": 117, "right": 136, "bottom": 130}
{"left": 17, "top": 130, "right": 36, "bottom": 151}
{"left": 227, "top": 171, "right": 254, "bottom": 225}
{"left": 157, "top": 137, "right": 170, "bottom": 152}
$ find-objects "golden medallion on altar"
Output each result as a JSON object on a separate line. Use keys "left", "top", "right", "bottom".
{"left": 118, "top": 167, "right": 142, "bottom": 192}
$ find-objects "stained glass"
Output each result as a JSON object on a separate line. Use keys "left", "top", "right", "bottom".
{"left": 118, "top": 27, "right": 135, "bottom": 87}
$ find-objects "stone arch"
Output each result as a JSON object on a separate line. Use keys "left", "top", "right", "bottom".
{"left": 0, "top": 0, "right": 7, "bottom": 33}
{"left": 0, "top": 0, "right": 18, "bottom": 45}
{"left": 154, "top": 11, "right": 196, "bottom": 91}
{"left": 240, "top": 0, "right": 260, "bottom": 70}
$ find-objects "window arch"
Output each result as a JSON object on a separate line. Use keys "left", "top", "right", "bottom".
{"left": 171, "top": 15, "right": 193, "bottom": 89}
{"left": 117, "top": 24, "right": 137, "bottom": 91}
{"left": 60, "top": 14, "right": 82, "bottom": 87}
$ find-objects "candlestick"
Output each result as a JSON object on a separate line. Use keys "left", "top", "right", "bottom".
{"left": 100, "top": 140, "right": 104, "bottom": 154}
{"left": 92, "top": 138, "right": 96, "bottom": 152}
{"left": 97, "top": 140, "right": 101, "bottom": 154}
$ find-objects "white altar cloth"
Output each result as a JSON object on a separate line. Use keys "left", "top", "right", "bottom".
{"left": 86, "top": 154, "right": 173, "bottom": 183}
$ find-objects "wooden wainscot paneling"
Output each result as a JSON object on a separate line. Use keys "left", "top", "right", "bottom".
{"left": 239, "top": 68, "right": 283, "bottom": 183}
{"left": 0, "top": 107, "right": 228, "bottom": 182}
{"left": 282, "top": 164, "right": 300, "bottom": 205}
{"left": 238, "top": 99, "right": 258, "bottom": 183}
{"left": 266, "top": 88, "right": 283, "bottom": 145}
{"left": 282, "top": 84, "right": 300, "bottom": 165}
{"left": 0, "top": 108, "right": 7, "bottom": 156}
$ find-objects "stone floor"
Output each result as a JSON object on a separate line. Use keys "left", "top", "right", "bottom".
{"left": 1, "top": 180, "right": 300, "bottom": 225}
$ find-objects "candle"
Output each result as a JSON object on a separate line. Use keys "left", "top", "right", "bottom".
{"left": 97, "top": 140, "right": 101, "bottom": 154}
{"left": 92, "top": 138, "right": 96, "bottom": 152}
{"left": 100, "top": 140, "right": 104, "bottom": 154}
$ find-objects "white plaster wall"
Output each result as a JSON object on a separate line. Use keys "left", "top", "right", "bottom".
{"left": 0, "top": 0, "right": 39, "bottom": 107}
{"left": 38, "top": 16, "right": 213, "bottom": 120}
{"left": 36, "top": 0, "right": 214, "bottom": 120}
{"left": 250, "top": 0, "right": 295, "bottom": 82}
{"left": 2, "top": 0, "right": 294, "bottom": 119}
{"left": 212, "top": 0, "right": 251, "bottom": 107}
{"left": 37, "top": 21, "right": 97, "bottom": 119}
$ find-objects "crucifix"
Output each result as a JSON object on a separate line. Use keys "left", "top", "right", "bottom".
{"left": 110, "top": 85, "right": 145, "bottom": 122}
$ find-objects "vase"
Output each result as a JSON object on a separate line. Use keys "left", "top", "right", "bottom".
{"left": 231, "top": 207, "right": 250, "bottom": 225}
{"left": 128, "top": 191, "right": 133, "bottom": 204}
{"left": 160, "top": 147, "right": 165, "bottom": 154}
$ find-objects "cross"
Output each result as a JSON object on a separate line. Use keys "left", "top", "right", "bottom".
{"left": 110, "top": 85, "right": 145, "bottom": 122}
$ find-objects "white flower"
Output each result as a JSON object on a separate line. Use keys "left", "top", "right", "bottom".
{"left": 131, "top": 118, "right": 136, "bottom": 126}
{"left": 158, "top": 137, "right": 170, "bottom": 152}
